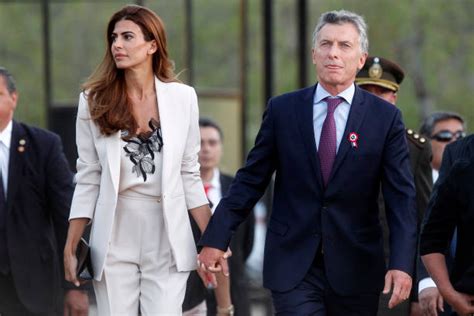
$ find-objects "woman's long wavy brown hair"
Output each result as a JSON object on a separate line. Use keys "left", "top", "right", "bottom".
{"left": 82, "top": 5, "right": 177, "bottom": 136}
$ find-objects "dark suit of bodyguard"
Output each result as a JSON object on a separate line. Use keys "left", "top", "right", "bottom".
{"left": 0, "top": 67, "right": 88, "bottom": 315}
{"left": 199, "top": 10, "right": 417, "bottom": 315}
{"left": 356, "top": 56, "right": 433, "bottom": 315}
{"left": 0, "top": 122, "right": 71, "bottom": 313}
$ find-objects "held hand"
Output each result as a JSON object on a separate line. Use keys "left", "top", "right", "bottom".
{"left": 383, "top": 269, "right": 412, "bottom": 309}
{"left": 223, "top": 247, "right": 232, "bottom": 261}
{"left": 63, "top": 289, "right": 89, "bottom": 316}
{"left": 444, "top": 290, "right": 474, "bottom": 316}
{"left": 409, "top": 302, "right": 422, "bottom": 316}
{"left": 198, "top": 246, "right": 231, "bottom": 276}
{"left": 64, "top": 250, "right": 80, "bottom": 287}
{"left": 196, "top": 265, "right": 217, "bottom": 289}
{"left": 418, "top": 287, "right": 444, "bottom": 316}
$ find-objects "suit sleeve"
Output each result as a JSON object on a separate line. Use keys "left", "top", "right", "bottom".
{"left": 381, "top": 110, "right": 418, "bottom": 275}
{"left": 45, "top": 134, "right": 74, "bottom": 254}
{"left": 409, "top": 142, "right": 433, "bottom": 297}
{"left": 241, "top": 209, "right": 255, "bottom": 261}
{"left": 199, "top": 100, "right": 277, "bottom": 251}
{"left": 417, "top": 143, "right": 455, "bottom": 281}
{"left": 45, "top": 133, "right": 91, "bottom": 290}
{"left": 414, "top": 143, "right": 433, "bottom": 224}
{"left": 69, "top": 93, "right": 101, "bottom": 220}
{"left": 420, "top": 161, "right": 465, "bottom": 256}
{"left": 181, "top": 87, "right": 208, "bottom": 210}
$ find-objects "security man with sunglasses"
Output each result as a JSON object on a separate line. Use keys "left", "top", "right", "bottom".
{"left": 416, "top": 112, "right": 466, "bottom": 315}
{"left": 420, "top": 112, "right": 466, "bottom": 182}
{"left": 356, "top": 56, "right": 433, "bottom": 316}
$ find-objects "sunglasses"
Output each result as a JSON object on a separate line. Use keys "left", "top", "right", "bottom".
{"left": 431, "top": 130, "right": 466, "bottom": 142}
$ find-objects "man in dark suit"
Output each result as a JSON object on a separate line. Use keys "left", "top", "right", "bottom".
{"left": 356, "top": 56, "right": 433, "bottom": 316}
{"left": 416, "top": 112, "right": 465, "bottom": 316}
{"left": 417, "top": 133, "right": 472, "bottom": 316}
{"left": 198, "top": 10, "right": 417, "bottom": 315}
{"left": 183, "top": 118, "right": 254, "bottom": 316}
{"left": 420, "top": 135, "right": 474, "bottom": 315}
{"left": 0, "top": 67, "right": 88, "bottom": 315}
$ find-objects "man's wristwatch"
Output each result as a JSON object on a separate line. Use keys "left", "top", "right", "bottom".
{"left": 217, "top": 304, "right": 234, "bottom": 315}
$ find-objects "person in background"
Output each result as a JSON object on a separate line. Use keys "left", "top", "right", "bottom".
{"left": 0, "top": 66, "right": 89, "bottom": 315}
{"left": 356, "top": 56, "right": 433, "bottom": 316}
{"left": 420, "top": 153, "right": 474, "bottom": 315}
{"left": 63, "top": 5, "right": 215, "bottom": 315}
{"left": 420, "top": 112, "right": 465, "bottom": 183}
{"left": 183, "top": 118, "right": 238, "bottom": 316}
{"left": 196, "top": 118, "right": 253, "bottom": 316}
{"left": 417, "top": 113, "right": 467, "bottom": 316}
{"left": 198, "top": 10, "right": 417, "bottom": 315}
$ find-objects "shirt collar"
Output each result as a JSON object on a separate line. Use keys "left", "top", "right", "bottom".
{"left": 314, "top": 83, "right": 355, "bottom": 105}
{"left": 210, "top": 168, "right": 221, "bottom": 190}
{"left": 0, "top": 120, "right": 12, "bottom": 149}
{"left": 432, "top": 169, "right": 439, "bottom": 184}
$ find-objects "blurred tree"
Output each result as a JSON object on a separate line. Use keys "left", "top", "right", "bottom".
{"left": 0, "top": 2, "right": 44, "bottom": 126}
{"left": 0, "top": 0, "right": 472, "bottom": 137}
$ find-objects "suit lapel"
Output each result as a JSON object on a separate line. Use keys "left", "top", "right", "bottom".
{"left": 328, "top": 85, "right": 368, "bottom": 185}
{"left": 220, "top": 174, "right": 231, "bottom": 195}
{"left": 155, "top": 78, "right": 173, "bottom": 187}
{"left": 7, "top": 121, "right": 26, "bottom": 211}
{"left": 106, "top": 131, "right": 121, "bottom": 194}
{"left": 106, "top": 78, "right": 172, "bottom": 194}
{"left": 295, "top": 84, "right": 324, "bottom": 191}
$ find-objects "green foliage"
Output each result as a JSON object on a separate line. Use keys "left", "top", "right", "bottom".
{"left": 303, "top": 0, "right": 474, "bottom": 131}
{"left": 0, "top": 3, "right": 44, "bottom": 126}
{"left": 1, "top": 0, "right": 472, "bottom": 137}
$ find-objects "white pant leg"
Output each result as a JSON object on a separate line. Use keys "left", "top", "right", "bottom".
{"left": 139, "top": 256, "right": 189, "bottom": 315}
{"left": 93, "top": 256, "right": 140, "bottom": 316}
{"left": 139, "top": 197, "right": 189, "bottom": 315}
{"left": 93, "top": 195, "right": 142, "bottom": 315}
{"left": 183, "top": 301, "right": 207, "bottom": 316}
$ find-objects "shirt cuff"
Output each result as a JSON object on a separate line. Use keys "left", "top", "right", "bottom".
{"left": 418, "top": 277, "right": 437, "bottom": 294}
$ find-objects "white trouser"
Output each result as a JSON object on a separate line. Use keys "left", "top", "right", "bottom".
{"left": 93, "top": 193, "right": 189, "bottom": 315}
{"left": 182, "top": 300, "right": 207, "bottom": 315}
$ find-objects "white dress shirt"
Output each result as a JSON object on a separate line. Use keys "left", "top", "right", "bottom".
{"left": 313, "top": 83, "right": 354, "bottom": 152}
{"left": 432, "top": 169, "right": 439, "bottom": 184}
{"left": 206, "top": 168, "right": 222, "bottom": 214}
{"left": 0, "top": 120, "right": 12, "bottom": 197}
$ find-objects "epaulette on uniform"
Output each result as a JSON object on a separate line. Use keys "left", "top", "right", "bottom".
{"left": 406, "top": 128, "right": 427, "bottom": 149}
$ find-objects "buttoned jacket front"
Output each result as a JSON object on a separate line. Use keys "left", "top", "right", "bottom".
{"left": 69, "top": 78, "right": 207, "bottom": 281}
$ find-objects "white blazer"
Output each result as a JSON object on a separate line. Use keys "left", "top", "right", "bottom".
{"left": 69, "top": 78, "right": 208, "bottom": 281}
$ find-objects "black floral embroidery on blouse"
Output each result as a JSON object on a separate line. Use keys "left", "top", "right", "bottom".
{"left": 121, "top": 119, "right": 163, "bottom": 182}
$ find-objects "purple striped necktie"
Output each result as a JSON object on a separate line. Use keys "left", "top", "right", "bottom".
{"left": 319, "top": 97, "right": 343, "bottom": 186}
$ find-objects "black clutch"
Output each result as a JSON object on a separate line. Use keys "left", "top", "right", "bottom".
{"left": 76, "top": 238, "right": 94, "bottom": 280}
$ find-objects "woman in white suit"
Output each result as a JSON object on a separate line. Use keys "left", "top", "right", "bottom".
{"left": 63, "top": 5, "right": 213, "bottom": 315}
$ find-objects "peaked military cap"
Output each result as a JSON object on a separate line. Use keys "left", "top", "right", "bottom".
{"left": 356, "top": 56, "right": 405, "bottom": 92}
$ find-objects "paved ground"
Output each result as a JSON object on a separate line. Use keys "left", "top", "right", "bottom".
{"left": 89, "top": 305, "right": 269, "bottom": 315}
{"left": 87, "top": 295, "right": 273, "bottom": 315}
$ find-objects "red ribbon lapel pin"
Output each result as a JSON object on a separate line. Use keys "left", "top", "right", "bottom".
{"left": 348, "top": 132, "right": 359, "bottom": 148}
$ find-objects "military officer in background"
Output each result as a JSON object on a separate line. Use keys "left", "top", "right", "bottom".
{"left": 356, "top": 56, "right": 433, "bottom": 316}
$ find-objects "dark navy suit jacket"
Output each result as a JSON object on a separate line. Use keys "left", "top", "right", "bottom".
{"left": 417, "top": 135, "right": 474, "bottom": 316}
{"left": 420, "top": 157, "right": 474, "bottom": 294}
{"left": 417, "top": 134, "right": 474, "bottom": 282}
{"left": 2, "top": 121, "right": 75, "bottom": 313}
{"left": 200, "top": 84, "right": 417, "bottom": 295}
